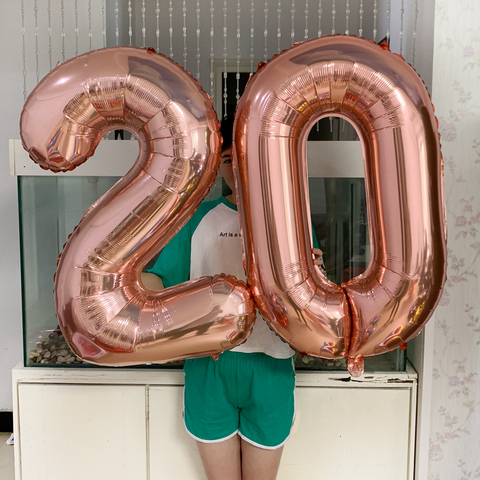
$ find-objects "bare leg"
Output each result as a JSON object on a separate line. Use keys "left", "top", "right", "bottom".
{"left": 240, "top": 438, "right": 284, "bottom": 480}
{"left": 196, "top": 435, "right": 242, "bottom": 480}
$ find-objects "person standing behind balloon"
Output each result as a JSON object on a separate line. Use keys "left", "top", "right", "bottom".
{"left": 142, "top": 115, "right": 323, "bottom": 480}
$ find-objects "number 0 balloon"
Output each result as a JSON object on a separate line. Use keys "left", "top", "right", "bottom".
{"left": 234, "top": 36, "right": 447, "bottom": 375}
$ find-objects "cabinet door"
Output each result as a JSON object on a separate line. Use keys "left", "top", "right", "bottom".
{"left": 279, "top": 387, "right": 413, "bottom": 480}
{"left": 148, "top": 386, "right": 207, "bottom": 480}
{"left": 18, "top": 384, "right": 147, "bottom": 480}
{"left": 149, "top": 385, "right": 413, "bottom": 480}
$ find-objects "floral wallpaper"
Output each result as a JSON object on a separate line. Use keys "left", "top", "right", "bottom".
{"left": 429, "top": 0, "right": 480, "bottom": 478}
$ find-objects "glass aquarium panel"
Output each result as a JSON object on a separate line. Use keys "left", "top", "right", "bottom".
{"left": 19, "top": 176, "right": 119, "bottom": 367}
{"left": 18, "top": 173, "right": 214, "bottom": 369}
{"left": 294, "top": 176, "right": 406, "bottom": 372}
{"left": 19, "top": 170, "right": 405, "bottom": 371}
{"left": 309, "top": 177, "right": 369, "bottom": 285}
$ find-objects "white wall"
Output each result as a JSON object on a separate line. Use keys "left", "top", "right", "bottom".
{"left": 0, "top": 0, "right": 105, "bottom": 411}
{"left": 428, "top": 0, "right": 480, "bottom": 478}
{"left": 0, "top": 2, "right": 26, "bottom": 411}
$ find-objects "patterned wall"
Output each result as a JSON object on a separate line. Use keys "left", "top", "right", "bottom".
{"left": 429, "top": 0, "right": 480, "bottom": 478}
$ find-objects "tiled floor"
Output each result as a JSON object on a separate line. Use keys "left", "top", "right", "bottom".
{"left": 0, "top": 433, "right": 15, "bottom": 480}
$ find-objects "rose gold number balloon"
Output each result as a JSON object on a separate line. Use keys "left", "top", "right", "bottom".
{"left": 20, "top": 47, "right": 255, "bottom": 366}
{"left": 234, "top": 36, "right": 447, "bottom": 376}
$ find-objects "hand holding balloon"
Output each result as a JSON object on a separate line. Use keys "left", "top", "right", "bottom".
{"left": 312, "top": 248, "right": 324, "bottom": 269}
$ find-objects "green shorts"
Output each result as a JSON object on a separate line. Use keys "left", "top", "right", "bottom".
{"left": 183, "top": 351, "right": 295, "bottom": 449}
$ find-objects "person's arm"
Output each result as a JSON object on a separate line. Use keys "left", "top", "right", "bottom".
{"left": 141, "top": 272, "right": 164, "bottom": 291}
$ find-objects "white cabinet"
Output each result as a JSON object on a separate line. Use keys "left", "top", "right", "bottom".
{"left": 149, "top": 386, "right": 206, "bottom": 479}
{"left": 16, "top": 384, "right": 147, "bottom": 480}
{"left": 280, "top": 386, "right": 414, "bottom": 479}
{"left": 12, "top": 364, "right": 417, "bottom": 480}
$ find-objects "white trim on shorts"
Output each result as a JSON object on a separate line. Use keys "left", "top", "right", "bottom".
{"left": 184, "top": 422, "right": 239, "bottom": 444}
{"left": 237, "top": 430, "right": 291, "bottom": 450}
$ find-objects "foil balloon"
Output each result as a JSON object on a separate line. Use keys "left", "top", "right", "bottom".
{"left": 20, "top": 47, "right": 255, "bottom": 366}
{"left": 233, "top": 36, "right": 447, "bottom": 376}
